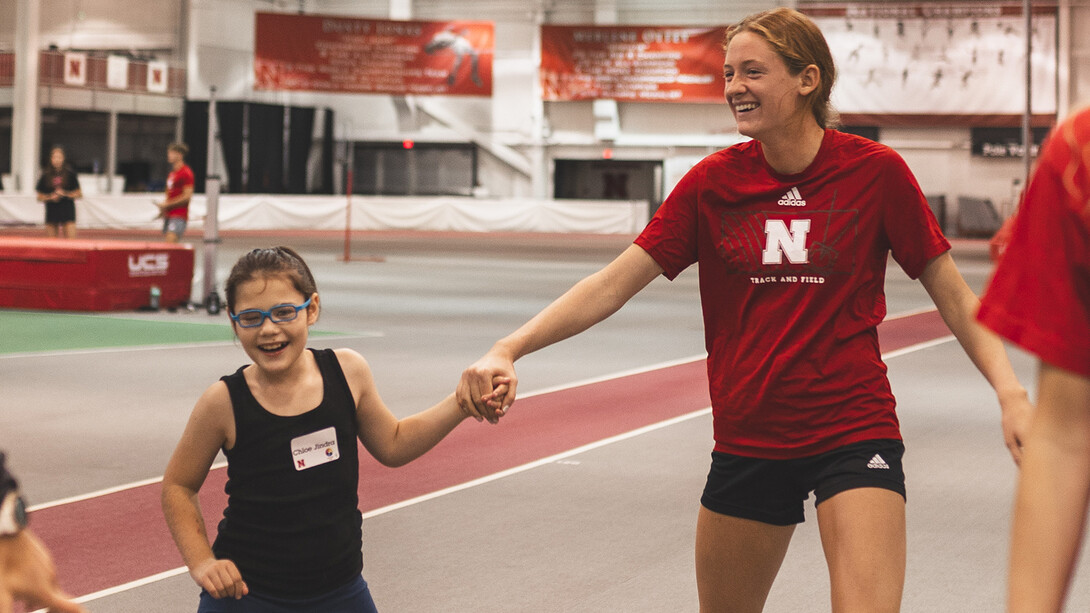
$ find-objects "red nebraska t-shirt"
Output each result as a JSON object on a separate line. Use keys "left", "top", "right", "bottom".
{"left": 978, "top": 108, "right": 1090, "bottom": 378}
{"left": 635, "top": 129, "right": 949, "bottom": 459}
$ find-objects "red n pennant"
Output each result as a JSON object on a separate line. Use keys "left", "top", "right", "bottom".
{"left": 62, "top": 52, "right": 87, "bottom": 85}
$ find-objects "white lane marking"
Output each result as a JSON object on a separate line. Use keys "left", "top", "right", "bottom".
{"left": 26, "top": 462, "right": 228, "bottom": 513}
{"left": 883, "top": 305, "right": 939, "bottom": 320}
{"left": 361, "top": 407, "right": 713, "bottom": 519}
{"left": 47, "top": 408, "right": 713, "bottom": 609}
{"left": 882, "top": 335, "right": 957, "bottom": 359}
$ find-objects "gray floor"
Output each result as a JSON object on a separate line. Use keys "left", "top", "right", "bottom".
{"left": 1, "top": 231, "right": 1084, "bottom": 612}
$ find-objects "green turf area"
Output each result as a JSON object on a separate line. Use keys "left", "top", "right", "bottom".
{"left": 0, "top": 310, "right": 338, "bottom": 355}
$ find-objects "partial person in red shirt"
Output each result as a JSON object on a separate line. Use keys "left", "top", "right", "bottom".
{"left": 977, "top": 106, "right": 1090, "bottom": 613}
{"left": 156, "top": 142, "right": 194, "bottom": 243}
{"left": 457, "top": 8, "right": 1032, "bottom": 612}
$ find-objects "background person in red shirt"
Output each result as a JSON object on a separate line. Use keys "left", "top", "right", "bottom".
{"left": 458, "top": 8, "right": 1032, "bottom": 612}
{"left": 156, "top": 142, "right": 194, "bottom": 243}
{"left": 978, "top": 106, "right": 1090, "bottom": 613}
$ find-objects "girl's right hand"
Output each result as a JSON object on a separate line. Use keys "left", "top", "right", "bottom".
{"left": 191, "top": 558, "right": 249, "bottom": 600}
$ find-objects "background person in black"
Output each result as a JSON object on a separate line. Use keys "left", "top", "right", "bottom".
{"left": 35, "top": 147, "right": 82, "bottom": 239}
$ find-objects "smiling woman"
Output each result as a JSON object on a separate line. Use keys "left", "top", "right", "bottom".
{"left": 456, "top": 7, "right": 1032, "bottom": 613}
{"left": 721, "top": 11, "right": 831, "bottom": 175}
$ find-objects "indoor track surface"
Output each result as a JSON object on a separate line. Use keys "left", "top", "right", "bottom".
{"left": 0, "top": 229, "right": 1082, "bottom": 612}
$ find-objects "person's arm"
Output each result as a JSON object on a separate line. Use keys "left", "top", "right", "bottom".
{"left": 35, "top": 177, "right": 54, "bottom": 203}
{"left": 60, "top": 173, "right": 81, "bottom": 200}
{"left": 917, "top": 252, "right": 1032, "bottom": 463}
{"left": 0, "top": 531, "right": 87, "bottom": 613}
{"left": 158, "top": 185, "right": 193, "bottom": 213}
{"left": 161, "top": 382, "right": 249, "bottom": 600}
{"left": 1008, "top": 363, "right": 1090, "bottom": 612}
{"left": 0, "top": 454, "right": 87, "bottom": 613}
{"left": 337, "top": 349, "right": 508, "bottom": 467}
{"left": 457, "top": 244, "right": 665, "bottom": 420}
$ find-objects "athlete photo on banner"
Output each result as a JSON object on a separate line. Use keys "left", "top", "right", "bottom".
{"left": 254, "top": 12, "right": 494, "bottom": 96}
{"left": 807, "top": 4, "right": 1057, "bottom": 117}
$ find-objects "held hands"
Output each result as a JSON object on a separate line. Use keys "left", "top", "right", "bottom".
{"left": 0, "top": 530, "right": 87, "bottom": 613}
{"left": 190, "top": 557, "right": 248, "bottom": 600}
{"left": 998, "top": 387, "right": 1033, "bottom": 465}
{"left": 458, "top": 353, "right": 518, "bottom": 424}
{"left": 457, "top": 375, "right": 512, "bottom": 424}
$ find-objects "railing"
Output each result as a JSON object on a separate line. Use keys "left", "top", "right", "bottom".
{"left": 0, "top": 51, "right": 185, "bottom": 96}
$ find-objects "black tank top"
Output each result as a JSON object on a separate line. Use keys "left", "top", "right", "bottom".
{"left": 212, "top": 348, "right": 363, "bottom": 599}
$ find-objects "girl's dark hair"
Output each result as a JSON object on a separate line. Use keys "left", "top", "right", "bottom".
{"left": 724, "top": 8, "right": 839, "bottom": 129}
{"left": 44, "top": 146, "right": 68, "bottom": 172}
{"left": 224, "top": 246, "right": 318, "bottom": 314}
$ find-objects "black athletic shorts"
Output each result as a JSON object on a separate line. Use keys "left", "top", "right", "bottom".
{"left": 44, "top": 199, "right": 75, "bottom": 224}
{"left": 700, "top": 438, "right": 906, "bottom": 526}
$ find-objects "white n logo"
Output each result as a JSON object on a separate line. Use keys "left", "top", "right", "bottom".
{"left": 762, "top": 219, "right": 811, "bottom": 264}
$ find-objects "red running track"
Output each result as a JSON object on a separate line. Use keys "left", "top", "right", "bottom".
{"left": 27, "top": 309, "right": 951, "bottom": 600}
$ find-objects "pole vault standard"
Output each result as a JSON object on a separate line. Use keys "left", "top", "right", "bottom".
{"left": 203, "top": 86, "right": 223, "bottom": 314}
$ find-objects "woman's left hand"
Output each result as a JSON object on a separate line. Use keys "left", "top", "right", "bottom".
{"left": 998, "top": 387, "right": 1033, "bottom": 465}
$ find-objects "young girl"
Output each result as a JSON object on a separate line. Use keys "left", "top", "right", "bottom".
{"left": 162, "top": 246, "right": 505, "bottom": 612}
{"left": 458, "top": 8, "right": 1031, "bottom": 612}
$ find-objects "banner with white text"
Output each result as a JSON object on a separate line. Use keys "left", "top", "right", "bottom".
{"left": 540, "top": 25, "right": 726, "bottom": 103}
{"left": 254, "top": 12, "right": 493, "bottom": 96}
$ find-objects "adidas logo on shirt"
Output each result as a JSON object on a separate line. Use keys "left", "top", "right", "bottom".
{"left": 867, "top": 454, "right": 891, "bottom": 470}
{"left": 778, "top": 187, "right": 806, "bottom": 206}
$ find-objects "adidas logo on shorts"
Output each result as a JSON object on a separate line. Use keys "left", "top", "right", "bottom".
{"left": 867, "top": 453, "right": 891, "bottom": 470}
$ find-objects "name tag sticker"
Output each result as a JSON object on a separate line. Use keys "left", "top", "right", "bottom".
{"left": 290, "top": 427, "right": 340, "bottom": 471}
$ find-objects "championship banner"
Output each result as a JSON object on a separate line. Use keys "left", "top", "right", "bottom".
{"left": 540, "top": 25, "right": 726, "bottom": 103}
{"left": 806, "top": 4, "right": 1057, "bottom": 116}
{"left": 254, "top": 12, "right": 493, "bottom": 96}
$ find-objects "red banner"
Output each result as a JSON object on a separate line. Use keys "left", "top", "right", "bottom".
{"left": 254, "top": 12, "right": 493, "bottom": 96}
{"left": 541, "top": 25, "right": 726, "bottom": 103}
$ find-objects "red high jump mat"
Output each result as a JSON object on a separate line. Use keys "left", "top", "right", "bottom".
{"left": 0, "top": 237, "right": 194, "bottom": 311}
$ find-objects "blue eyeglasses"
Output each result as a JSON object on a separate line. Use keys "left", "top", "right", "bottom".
{"left": 230, "top": 297, "right": 312, "bottom": 328}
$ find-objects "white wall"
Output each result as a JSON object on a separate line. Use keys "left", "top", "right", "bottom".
{"left": 1, "top": 0, "right": 182, "bottom": 57}
{"left": 886, "top": 127, "right": 1025, "bottom": 230}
